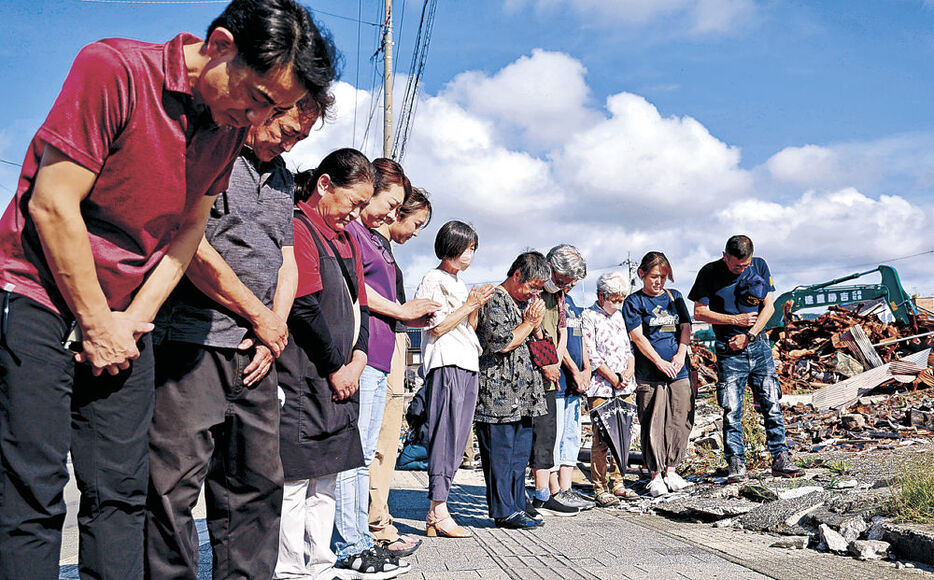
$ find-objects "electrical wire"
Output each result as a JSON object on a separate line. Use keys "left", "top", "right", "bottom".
{"left": 391, "top": 0, "right": 438, "bottom": 161}
{"left": 0, "top": 159, "right": 22, "bottom": 168}
{"left": 352, "top": 0, "right": 363, "bottom": 148}
{"left": 78, "top": 0, "right": 382, "bottom": 26}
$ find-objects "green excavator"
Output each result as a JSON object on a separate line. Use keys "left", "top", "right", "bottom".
{"left": 763, "top": 264, "right": 918, "bottom": 330}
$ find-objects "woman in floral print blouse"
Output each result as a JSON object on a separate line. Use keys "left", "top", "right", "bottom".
{"left": 473, "top": 251, "right": 550, "bottom": 529}
{"left": 580, "top": 271, "right": 638, "bottom": 506}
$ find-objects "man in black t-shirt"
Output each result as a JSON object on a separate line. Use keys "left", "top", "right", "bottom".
{"left": 689, "top": 235, "right": 803, "bottom": 482}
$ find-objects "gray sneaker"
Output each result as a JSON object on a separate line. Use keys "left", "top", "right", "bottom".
{"left": 556, "top": 490, "right": 595, "bottom": 510}
{"left": 726, "top": 456, "right": 747, "bottom": 483}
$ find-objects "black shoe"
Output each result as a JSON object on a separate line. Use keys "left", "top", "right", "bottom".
{"left": 531, "top": 496, "right": 579, "bottom": 517}
{"left": 771, "top": 451, "right": 804, "bottom": 478}
{"left": 524, "top": 498, "right": 544, "bottom": 522}
{"left": 726, "top": 456, "right": 748, "bottom": 483}
{"left": 495, "top": 511, "right": 540, "bottom": 530}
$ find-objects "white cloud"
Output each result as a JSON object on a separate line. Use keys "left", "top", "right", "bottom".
{"left": 553, "top": 92, "right": 751, "bottom": 211}
{"left": 506, "top": 0, "right": 756, "bottom": 35}
{"left": 766, "top": 144, "right": 840, "bottom": 186}
{"left": 443, "top": 49, "right": 600, "bottom": 150}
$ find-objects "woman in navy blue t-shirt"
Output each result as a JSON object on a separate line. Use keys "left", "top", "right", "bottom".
{"left": 622, "top": 252, "right": 695, "bottom": 498}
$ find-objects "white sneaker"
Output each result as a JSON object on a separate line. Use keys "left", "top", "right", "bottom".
{"left": 647, "top": 475, "right": 669, "bottom": 497}
{"left": 664, "top": 470, "right": 694, "bottom": 492}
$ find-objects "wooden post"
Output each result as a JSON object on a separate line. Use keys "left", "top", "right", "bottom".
{"left": 383, "top": 0, "right": 393, "bottom": 159}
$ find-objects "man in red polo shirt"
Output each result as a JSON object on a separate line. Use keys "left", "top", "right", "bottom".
{"left": 0, "top": 1, "right": 338, "bottom": 578}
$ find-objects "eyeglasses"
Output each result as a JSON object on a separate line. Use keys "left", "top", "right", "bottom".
{"left": 553, "top": 274, "right": 577, "bottom": 290}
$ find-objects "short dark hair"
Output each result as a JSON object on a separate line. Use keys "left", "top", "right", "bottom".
{"left": 293, "top": 148, "right": 375, "bottom": 202}
{"left": 397, "top": 186, "right": 432, "bottom": 227}
{"left": 434, "top": 220, "right": 478, "bottom": 260}
{"left": 209, "top": 0, "right": 341, "bottom": 105}
{"left": 637, "top": 251, "right": 674, "bottom": 282}
{"left": 725, "top": 235, "right": 754, "bottom": 259}
{"left": 507, "top": 251, "right": 551, "bottom": 283}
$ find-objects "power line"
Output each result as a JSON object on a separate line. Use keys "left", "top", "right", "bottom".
{"left": 352, "top": 0, "right": 363, "bottom": 148}
{"left": 392, "top": 0, "right": 438, "bottom": 161}
{"left": 78, "top": 0, "right": 382, "bottom": 26}
{"left": 0, "top": 158, "right": 22, "bottom": 168}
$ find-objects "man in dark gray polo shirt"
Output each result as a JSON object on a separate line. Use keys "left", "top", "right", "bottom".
{"left": 146, "top": 97, "right": 325, "bottom": 578}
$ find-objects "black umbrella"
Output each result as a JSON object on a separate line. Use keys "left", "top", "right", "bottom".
{"left": 589, "top": 396, "right": 639, "bottom": 470}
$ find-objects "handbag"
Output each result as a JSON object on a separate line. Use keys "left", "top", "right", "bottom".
{"left": 527, "top": 336, "right": 559, "bottom": 368}
{"left": 500, "top": 286, "right": 559, "bottom": 369}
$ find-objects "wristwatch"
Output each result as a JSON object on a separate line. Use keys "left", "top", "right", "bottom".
{"left": 616, "top": 372, "right": 625, "bottom": 385}
{"left": 746, "top": 331, "right": 757, "bottom": 342}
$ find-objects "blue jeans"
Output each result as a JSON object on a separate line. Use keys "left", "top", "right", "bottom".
{"left": 552, "top": 394, "right": 582, "bottom": 468}
{"left": 716, "top": 338, "right": 787, "bottom": 460}
{"left": 332, "top": 366, "right": 388, "bottom": 558}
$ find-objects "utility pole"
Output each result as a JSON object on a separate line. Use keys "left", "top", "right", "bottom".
{"left": 383, "top": 0, "right": 393, "bottom": 159}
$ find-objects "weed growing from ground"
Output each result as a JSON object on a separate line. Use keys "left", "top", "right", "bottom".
{"left": 888, "top": 454, "right": 934, "bottom": 525}
{"left": 742, "top": 391, "right": 770, "bottom": 470}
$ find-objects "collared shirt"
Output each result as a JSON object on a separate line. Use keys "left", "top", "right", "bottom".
{"left": 292, "top": 200, "right": 367, "bottom": 306}
{"left": 346, "top": 220, "right": 396, "bottom": 372}
{"left": 155, "top": 149, "right": 294, "bottom": 348}
{"left": 581, "top": 302, "right": 637, "bottom": 398}
{"left": 541, "top": 289, "right": 568, "bottom": 392}
{"left": 0, "top": 34, "right": 246, "bottom": 314}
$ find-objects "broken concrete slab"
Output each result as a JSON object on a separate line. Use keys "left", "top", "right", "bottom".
{"left": 777, "top": 485, "right": 823, "bottom": 500}
{"left": 849, "top": 539, "right": 891, "bottom": 560}
{"left": 819, "top": 523, "right": 849, "bottom": 553}
{"left": 737, "top": 490, "right": 832, "bottom": 534}
{"left": 770, "top": 535, "right": 810, "bottom": 550}
{"left": 654, "top": 496, "right": 759, "bottom": 520}
{"left": 881, "top": 521, "right": 934, "bottom": 566}
{"left": 840, "top": 515, "right": 870, "bottom": 543}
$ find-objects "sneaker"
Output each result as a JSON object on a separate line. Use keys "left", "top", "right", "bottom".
{"left": 594, "top": 490, "right": 620, "bottom": 508}
{"left": 370, "top": 545, "right": 412, "bottom": 574}
{"left": 771, "top": 451, "right": 804, "bottom": 478}
{"left": 531, "top": 496, "right": 579, "bottom": 517}
{"left": 647, "top": 475, "right": 669, "bottom": 497}
{"left": 333, "top": 547, "right": 402, "bottom": 579}
{"left": 495, "top": 511, "right": 541, "bottom": 529}
{"left": 556, "top": 489, "right": 595, "bottom": 510}
{"left": 664, "top": 470, "right": 694, "bottom": 492}
{"left": 524, "top": 497, "right": 544, "bottom": 522}
{"left": 726, "top": 456, "right": 748, "bottom": 483}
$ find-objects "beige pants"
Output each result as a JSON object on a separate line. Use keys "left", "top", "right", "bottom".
{"left": 588, "top": 396, "right": 624, "bottom": 493}
{"left": 367, "top": 332, "right": 408, "bottom": 542}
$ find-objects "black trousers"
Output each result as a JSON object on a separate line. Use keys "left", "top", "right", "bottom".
{"left": 475, "top": 418, "right": 533, "bottom": 519}
{"left": 0, "top": 293, "right": 153, "bottom": 580}
{"left": 146, "top": 341, "right": 283, "bottom": 580}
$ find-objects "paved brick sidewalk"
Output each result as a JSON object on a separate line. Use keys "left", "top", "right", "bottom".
{"left": 60, "top": 465, "right": 931, "bottom": 579}
{"left": 389, "top": 469, "right": 767, "bottom": 579}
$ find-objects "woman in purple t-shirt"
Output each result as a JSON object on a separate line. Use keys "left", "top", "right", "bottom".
{"left": 338, "top": 159, "right": 440, "bottom": 564}
{"left": 344, "top": 158, "right": 438, "bottom": 558}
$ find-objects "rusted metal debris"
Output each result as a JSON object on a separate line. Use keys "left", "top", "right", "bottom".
{"left": 686, "top": 306, "right": 934, "bottom": 454}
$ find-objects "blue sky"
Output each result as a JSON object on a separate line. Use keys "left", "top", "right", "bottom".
{"left": 2, "top": 0, "right": 933, "bottom": 301}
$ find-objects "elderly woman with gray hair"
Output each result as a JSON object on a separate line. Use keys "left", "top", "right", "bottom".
{"left": 581, "top": 271, "right": 639, "bottom": 506}
{"left": 474, "top": 252, "right": 550, "bottom": 529}
{"left": 528, "top": 245, "right": 592, "bottom": 516}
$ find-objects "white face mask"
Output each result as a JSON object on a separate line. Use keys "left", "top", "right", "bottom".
{"left": 543, "top": 279, "right": 561, "bottom": 294}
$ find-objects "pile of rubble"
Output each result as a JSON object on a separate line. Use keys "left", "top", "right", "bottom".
{"left": 689, "top": 306, "right": 934, "bottom": 395}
